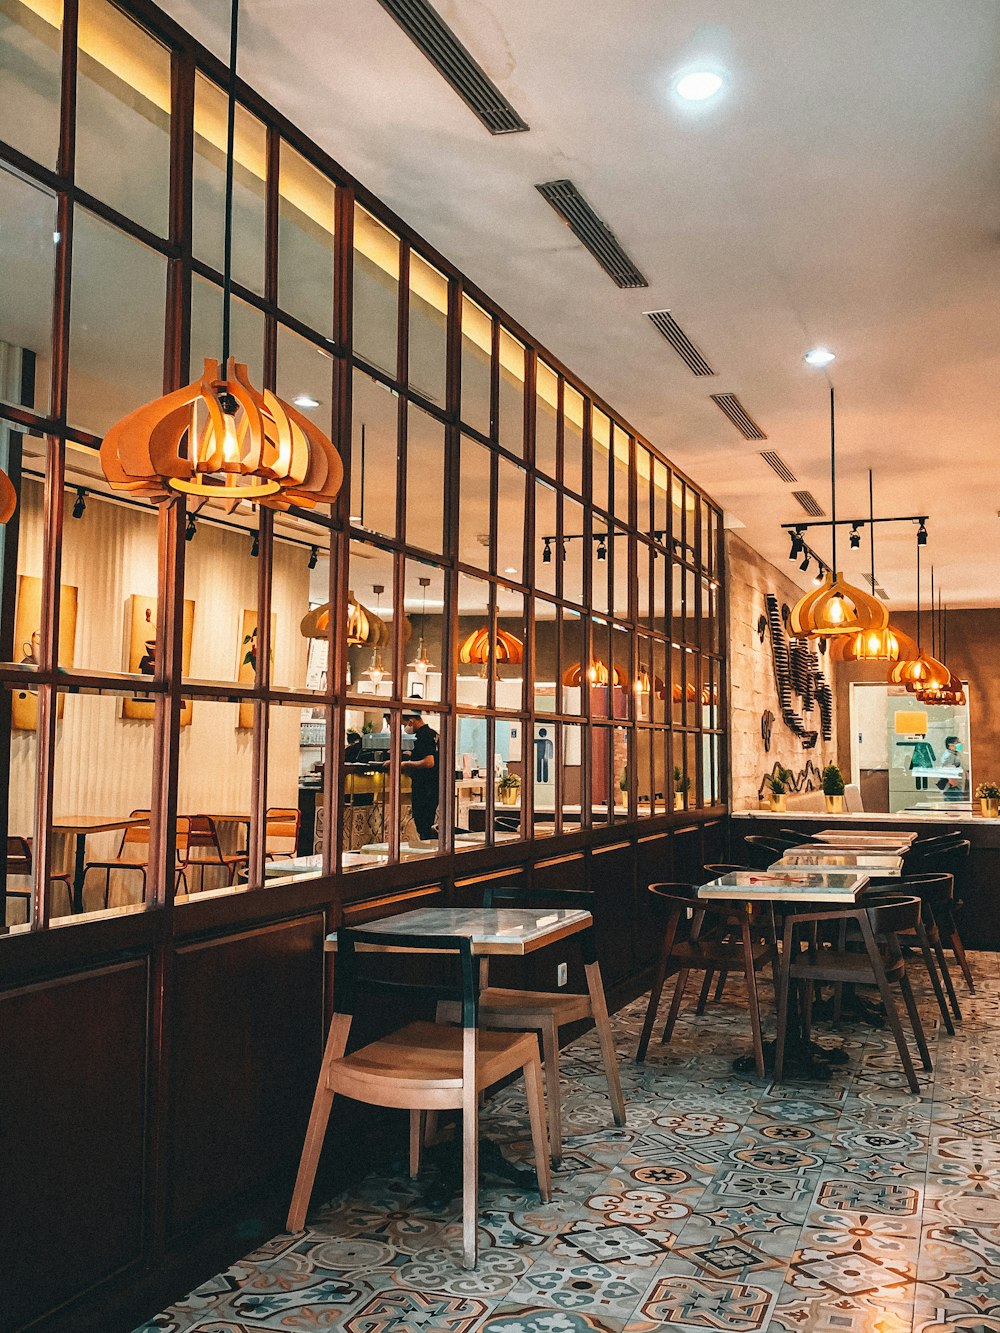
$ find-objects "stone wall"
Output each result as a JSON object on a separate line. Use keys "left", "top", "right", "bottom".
{"left": 726, "top": 532, "right": 839, "bottom": 808}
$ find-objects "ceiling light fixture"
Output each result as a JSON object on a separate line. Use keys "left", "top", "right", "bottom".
{"left": 185, "top": 513, "right": 197, "bottom": 542}
{"left": 458, "top": 625, "right": 524, "bottom": 680}
{"left": 71, "top": 488, "right": 87, "bottom": 519}
{"left": 675, "top": 70, "right": 724, "bottom": 101}
{"left": 250, "top": 531, "right": 259, "bottom": 558}
{"left": 307, "top": 545, "right": 318, "bottom": 570}
{"left": 916, "top": 519, "right": 928, "bottom": 547}
{"left": 849, "top": 524, "right": 861, "bottom": 549}
{"left": 889, "top": 535, "right": 947, "bottom": 691}
{"left": 800, "top": 552, "right": 810, "bottom": 573}
{"left": 542, "top": 538, "right": 552, "bottom": 565}
{"left": 293, "top": 394, "right": 321, "bottom": 409}
{"left": 839, "top": 474, "right": 900, "bottom": 663}
{"left": 99, "top": 0, "right": 343, "bottom": 513}
{"left": 804, "top": 347, "right": 836, "bottom": 368}
{"left": 408, "top": 576, "right": 435, "bottom": 678}
{"left": 596, "top": 535, "right": 608, "bottom": 561}
{"left": 788, "top": 387, "right": 889, "bottom": 639}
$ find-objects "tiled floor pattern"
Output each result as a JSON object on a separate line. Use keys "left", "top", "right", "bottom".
{"left": 138, "top": 950, "right": 1000, "bottom": 1333}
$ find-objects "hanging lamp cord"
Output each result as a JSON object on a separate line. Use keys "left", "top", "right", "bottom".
{"left": 868, "top": 469, "right": 875, "bottom": 591}
{"left": 221, "top": 0, "right": 239, "bottom": 371}
{"left": 829, "top": 385, "right": 837, "bottom": 575}
{"left": 915, "top": 532, "right": 921, "bottom": 651}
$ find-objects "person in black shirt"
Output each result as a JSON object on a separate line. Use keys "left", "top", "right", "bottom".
{"left": 398, "top": 709, "right": 439, "bottom": 840}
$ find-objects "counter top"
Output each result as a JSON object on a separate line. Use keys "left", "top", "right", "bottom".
{"left": 733, "top": 809, "right": 1000, "bottom": 826}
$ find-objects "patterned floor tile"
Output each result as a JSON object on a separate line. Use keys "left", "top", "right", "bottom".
{"left": 624, "top": 1270, "right": 779, "bottom": 1331}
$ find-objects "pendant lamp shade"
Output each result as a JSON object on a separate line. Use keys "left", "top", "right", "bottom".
{"left": 300, "top": 590, "right": 397, "bottom": 645}
{"left": 918, "top": 670, "right": 966, "bottom": 706}
{"left": 563, "top": 660, "right": 627, "bottom": 688}
{"left": 101, "top": 358, "right": 343, "bottom": 510}
{"left": 0, "top": 468, "right": 15, "bottom": 524}
{"left": 890, "top": 652, "right": 948, "bottom": 690}
{"left": 458, "top": 626, "right": 523, "bottom": 678}
{"left": 837, "top": 624, "right": 901, "bottom": 663}
{"left": 788, "top": 570, "right": 889, "bottom": 638}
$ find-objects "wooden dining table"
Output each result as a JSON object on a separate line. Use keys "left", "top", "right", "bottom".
{"left": 51, "top": 814, "right": 146, "bottom": 913}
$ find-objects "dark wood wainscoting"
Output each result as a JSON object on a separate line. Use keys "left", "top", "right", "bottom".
{"left": 2, "top": 811, "right": 726, "bottom": 1333}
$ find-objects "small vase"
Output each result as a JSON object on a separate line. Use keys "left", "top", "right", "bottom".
{"left": 980, "top": 798, "right": 999, "bottom": 819}
{"left": 768, "top": 793, "right": 787, "bottom": 813}
{"left": 674, "top": 791, "right": 685, "bottom": 811}
{"left": 498, "top": 787, "right": 519, "bottom": 806}
{"left": 824, "top": 794, "right": 845, "bottom": 814}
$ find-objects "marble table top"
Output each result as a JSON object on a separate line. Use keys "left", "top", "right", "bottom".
{"left": 699, "top": 869, "right": 869, "bottom": 903}
{"left": 326, "top": 906, "right": 592, "bottom": 955}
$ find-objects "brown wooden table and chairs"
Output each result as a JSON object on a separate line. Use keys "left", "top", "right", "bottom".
{"left": 288, "top": 902, "right": 623, "bottom": 1268}
{"left": 5, "top": 834, "right": 74, "bottom": 920}
{"left": 51, "top": 813, "right": 148, "bottom": 912}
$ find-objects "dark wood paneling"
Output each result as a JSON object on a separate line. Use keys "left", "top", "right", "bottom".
{"left": 591, "top": 841, "right": 636, "bottom": 985}
{"left": 635, "top": 833, "right": 673, "bottom": 969}
{"left": 167, "top": 916, "right": 325, "bottom": 1236}
{"left": 672, "top": 825, "right": 706, "bottom": 886}
{"left": 0, "top": 960, "right": 148, "bottom": 1330}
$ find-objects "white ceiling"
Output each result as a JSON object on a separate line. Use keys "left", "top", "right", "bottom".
{"left": 158, "top": 0, "right": 1000, "bottom": 607}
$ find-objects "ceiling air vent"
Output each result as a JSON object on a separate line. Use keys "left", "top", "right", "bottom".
{"left": 862, "top": 573, "right": 890, "bottom": 601}
{"left": 535, "top": 180, "right": 648, "bottom": 288}
{"left": 644, "top": 310, "right": 715, "bottom": 376}
{"left": 375, "top": 0, "right": 529, "bottom": 134}
{"left": 710, "top": 392, "right": 766, "bottom": 441}
{"left": 759, "top": 450, "right": 796, "bottom": 483}
{"left": 793, "top": 490, "right": 825, "bottom": 517}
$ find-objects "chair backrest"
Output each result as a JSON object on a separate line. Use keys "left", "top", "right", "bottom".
{"left": 865, "top": 894, "right": 922, "bottom": 936}
{"left": 334, "top": 928, "right": 477, "bottom": 1027}
{"left": 266, "top": 807, "right": 300, "bottom": 841}
{"left": 481, "top": 883, "right": 593, "bottom": 911}
{"left": 776, "top": 830, "right": 823, "bottom": 844}
{"left": 744, "top": 835, "right": 792, "bottom": 866}
{"left": 844, "top": 783, "right": 865, "bottom": 812}
{"left": 648, "top": 881, "right": 740, "bottom": 927}
{"left": 185, "top": 814, "right": 223, "bottom": 853}
{"left": 173, "top": 815, "right": 194, "bottom": 861}
{"left": 703, "top": 863, "right": 747, "bottom": 876}
{"left": 118, "top": 809, "right": 152, "bottom": 856}
{"left": 6, "top": 834, "right": 31, "bottom": 875}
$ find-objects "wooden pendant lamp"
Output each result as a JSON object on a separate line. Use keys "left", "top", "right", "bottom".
{"left": 788, "top": 389, "right": 889, "bottom": 639}
{"left": 100, "top": 0, "right": 342, "bottom": 513}
{"left": 889, "top": 544, "right": 947, "bottom": 689}
{"left": 458, "top": 626, "right": 523, "bottom": 679}
{"left": 837, "top": 472, "right": 900, "bottom": 662}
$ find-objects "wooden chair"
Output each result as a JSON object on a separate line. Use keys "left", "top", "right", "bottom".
{"left": 696, "top": 864, "right": 751, "bottom": 1009}
{"left": 862, "top": 881, "right": 958, "bottom": 1034}
{"left": 636, "top": 883, "right": 776, "bottom": 1078}
{"left": 287, "top": 927, "right": 551, "bottom": 1269}
{"left": 443, "top": 885, "right": 625, "bottom": 1166}
{"left": 177, "top": 815, "right": 246, "bottom": 893}
{"left": 264, "top": 807, "right": 301, "bottom": 860}
{"left": 912, "top": 842, "right": 974, "bottom": 993}
{"left": 743, "top": 834, "right": 796, "bottom": 867}
{"left": 898, "top": 872, "right": 964, "bottom": 1019}
{"left": 5, "top": 835, "right": 73, "bottom": 919}
{"left": 775, "top": 895, "right": 930, "bottom": 1094}
{"left": 82, "top": 810, "right": 151, "bottom": 910}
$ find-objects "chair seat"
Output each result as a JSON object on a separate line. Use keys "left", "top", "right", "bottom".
{"left": 184, "top": 851, "right": 245, "bottom": 865}
{"left": 789, "top": 949, "right": 904, "bottom": 985}
{"left": 331, "top": 1021, "right": 538, "bottom": 1100}
{"left": 669, "top": 939, "right": 771, "bottom": 969}
{"left": 479, "top": 987, "right": 592, "bottom": 1026}
{"left": 85, "top": 858, "right": 147, "bottom": 871}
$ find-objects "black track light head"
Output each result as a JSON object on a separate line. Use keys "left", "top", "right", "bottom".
{"left": 800, "top": 552, "right": 810, "bottom": 572}
{"left": 71, "top": 488, "right": 87, "bottom": 519}
{"left": 542, "top": 538, "right": 552, "bottom": 565}
{"left": 849, "top": 524, "right": 861, "bottom": 549}
{"left": 596, "top": 536, "right": 607, "bottom": 561}
{"left": 307, "top": 545, "right": 318, "bottom": 570}
{"left": 250, "top": 532, "right": 260, "bottom": 558}
{"left": 916, "top": 520, "right": 928, "bottom": 547}
{"left": 185, "top": 514, "right": 197, "bottom": 542}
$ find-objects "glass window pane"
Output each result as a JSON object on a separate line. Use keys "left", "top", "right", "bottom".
{"left": 563, "top": 385, "right": 584, "bottom": 495}
{"left": 636, "top": 445, "right": 652, "bottom": 535}
{"left": 190, "top": 276, "right": 264, "bottom": 388}
{"left": 590, "top": 616, "right": 611, "bottom": 720}
{"left": 561, "top": 722, "right": 582, "bottom": 833}
{"left": 263, "top": 702, "right": 320, "bottom": 885}
{"left": 653, "top": 728, "right": 668, "bottom": 813}
{"left": 635, "top": 728, "right": 652, "bottom": 817}
{"left": 492, "top": 585, "right": 526, "bottom": 715}
{"left": 456, "top": 573, "right": 489, "bottom": 710}
{"left": 353, "top": 206, "right": 399, "bottom": 377}
{"left": 591, "top": 408, "right": 611, "bottom": 514}
{"left": 404, "top": 560, "right": 444, "bottom": 704}
{"left": 652, "top": 638, "right": 667, "bottom": 725}
{"left": 495, "top": 458, "right": 525, "bottom": 584}
{"left": 351, "top": 368, "right": 398, "bottom": 539}
{"left": 399, "top": 707, "right": 441, "bottom": 858}
{"left": 530, "top": 720, "right": 556, "bottom": 838}
{"left": 408, "top": 251, "right": 447, "bottom": 407}
{"left": 346, "top": 542, "right": 395, "bottom": 701}
{"left": 278, "top": 142, "right": 335, "bottom": 337}
{"left": 592, "top": 516, "right": 610, "bottom": 615}
{"left": 0, "top": 0, "right": 63, "bottom": 168}
{"left": 175, "top": 698, "right": 252, "bottom": 897}
{"left": 686, "top": 732, "right": 699, "bottom": 809}
{"left": 271, "top": 514, "right": 332, "bottom": 694}
{"left": 560, "top": 609, "right": 585, "bottom": 716}
{"left": 455, "top": 714, "right": 488, "bottom": 847}
{"left": 51, "top": 688, "right": 153, "bottom": 918}
{"left": 68, "top": 210, "right": 166, "bottom": 437}
{"left": 563, "top": 497, "right": 584, "bottom": 605}
{"left": 405, "top": 403, "right": 445, "bottom": 554}
{"left": 635, "top": 634, "right": 653, "bottom": 724}
{"left": 671, "top": 477, "right": 685, "bottom": 559}
{"left": 535, "top": 360, "right": 558, "bottom": 478}
{"left": 533, "top": 598, "right": 557, "bottom": 715}
{"left": 180, "top": 519, "right": 259, "bottom": 687}
{"left": 76, "top": 0, "right": 170, "bottom": 234}
{"left": 497, "top": 328, "right": 524, "bottom": 457}
{"left": 193, "top": 74, "right": 266, "bottom": 294}
{"left": 4, "top": 683, "right": 37, "bottom": 929}
{"left": 461, "top": 296, "right": 491, "bottom": 437}
{"left": 276, "top": 323, "right": 334, "bottom": 434}
{"left": 458, "top": 435, "right": 491, "bottom": 570}
{"left": 611, "top": 524, "right": 630, "bottom": 620}
{"left": 611, "top": 624, "right": 631, "bottom": 721}
{"left": 671, "top": 644, "right": 684, "bottom": 726}
{"left": 341, "top": 695, "right": 390, "bottom": 870}
{"left": 493, "top": 716, "right": 523, "bottom": 844}
{"left": 636, "top": 540, "right": 651, "bottom": 628}
{"left": 612, "top": 425, "right": 630, "bottom": 524}
{"left": 0, "top": 166, "right": 56, "bottom": 414}
{"left": 653, "top": 459, "right": 669, "bottom": 538}
{"left": 535, "top": 479, "right": 557, "bottom": 598}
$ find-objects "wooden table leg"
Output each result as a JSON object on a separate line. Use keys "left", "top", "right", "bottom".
{"left": 585, "top": 959, "right": 626, "bottom": 1126}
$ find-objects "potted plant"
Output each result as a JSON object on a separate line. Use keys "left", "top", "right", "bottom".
{"left": 764, "top": 765, "right": 793, "bottom": 813}
{"left": 822, "top": 763, "right": 846, "bottom": 814}
{"left": 497, "top": 771, "right": 520, "bottom": 806}
{"left": 673, "top": 766, "right": 691, "bottom": 810}
{"left": 975, "top": 782, "right": 1000, "bottom": 819}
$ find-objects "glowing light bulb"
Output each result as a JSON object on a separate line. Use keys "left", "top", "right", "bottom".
{"left": 828, "top": 594, "right": 845, "bottom": 625}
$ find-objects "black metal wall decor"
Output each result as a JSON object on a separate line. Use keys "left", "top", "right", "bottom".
{"left": 763, "top": 593, "right": 833, "bottom": 748}
{"left": 757, "top": 758, "right": 823, "bottom": 801}
{"left": 761, "top": 709, "right": 774, "bottom": 752}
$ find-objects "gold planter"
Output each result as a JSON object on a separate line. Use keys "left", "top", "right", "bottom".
{"left": 498, "top": 787, "right": 519, "bottom": 806}
{"left": 768, "top": 793, "right": 787, "bottom": 813}
{"left": 980, "top": 798, "right": 999, "bottom": 819}
{"left": 674, "top": 792, "right": 685, "bottom": 811}
{"left": 824, "top": 794, "right": 845, "bottom": 814}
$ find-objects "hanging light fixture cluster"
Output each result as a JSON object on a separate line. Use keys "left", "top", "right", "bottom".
{"left": 101, "top": 0, "right": 343, "bottom": 514}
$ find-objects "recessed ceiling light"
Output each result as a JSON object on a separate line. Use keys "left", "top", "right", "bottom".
{"left": 503, "top": 566, "right": 518, "bottom": 575}
{"left": 804, "top": 347, "right": 836, "bottom": 368}
{"left": 293, "top": 393, "right": 321, "bottom": 409}
{"left": 675, "top": 71, "right": 724, "bottom": 102}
